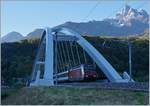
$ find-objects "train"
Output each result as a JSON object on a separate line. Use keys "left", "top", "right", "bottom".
{"left": 54, "top": 64, "right": 98, "bottom": 82}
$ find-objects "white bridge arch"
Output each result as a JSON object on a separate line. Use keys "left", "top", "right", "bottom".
{"left": 30, "top": 27, "right": 133, "bottom": 86}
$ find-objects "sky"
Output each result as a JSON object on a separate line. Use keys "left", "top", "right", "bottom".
{"left": 1, "top": 0, "right": 149, "bottom": 37}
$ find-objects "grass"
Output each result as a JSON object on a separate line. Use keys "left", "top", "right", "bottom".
{"left": 1, "top": 87, "right": 149, "bottom": 105}
{"left": 1, "top": 88, "right": 20, "bottom": 100}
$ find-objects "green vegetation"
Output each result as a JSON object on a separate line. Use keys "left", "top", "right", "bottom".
{"left": 1, "top": 88, "right": 20, "bottom": 100}
{"left": 1, "top": 36, "right": 149, "bottom": 87}
{"left": 1, "top": 39, "right": 39, "bottom": 86}
{"left": 85, "top": 36, "right": 149, "bottom": 82}
{"left": 1, "top": 36, "right": 149, "bottom": 105}
{"left": 1, "top": 87, "right": 149, "bottom": 105}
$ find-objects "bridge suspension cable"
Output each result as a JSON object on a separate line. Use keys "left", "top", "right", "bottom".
{"left": 83, "top": 47, "right": 87, "bottom": 64}
{"left": 60, "top": 41, "right": 67, "bottom": 70}
{"left": 75, "top": 42, "right": 81, "bottom": 65}
{"left": 56, "top": 41, "right": 62, "bottom": 73}
{"left": 54, "top": 34, "right": 58, "bottom": 84}
{"left": 58, "top": 41, "right": 65, "bottom": 73}
{"left": 65, "top": 41, "right": 72, "bottom": 69}
{"left": 73, "top": 1, "right": 101, "bottom": 33}
{"left": 69, "top": 41, "right": 76, "bottom": 67}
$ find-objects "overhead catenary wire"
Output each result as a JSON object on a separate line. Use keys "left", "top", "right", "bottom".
{"left": 82, "top": 1, "right": 101, "bottom": 21}
{"left": 72, "top": 0, "right": 125, "bottom": 65}
{"left": 126, "top": 1, "right": 147, "bottom": 81}
{"left": 55, "top": 0, "right": 144, "bottom": 73}
{"left": 73, "top": 0, "right": 127, "bottom": 65}
{"left": 69, "top": 1, "right": 101, "bottom": 65}
{"left": 31, "top": 0, "right": 146, "bottom": 85}
{"left": 91, "top": 0, "right": 143, "bottom": 81}
{"left": 73, "top": 1, "right": 101, "bottom": 33}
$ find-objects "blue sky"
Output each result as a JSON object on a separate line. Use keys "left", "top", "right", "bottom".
{"left": 1, "top": 0, "right": 149, "bottom": 36}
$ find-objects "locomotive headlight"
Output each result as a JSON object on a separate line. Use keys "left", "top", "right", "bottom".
{"left": 93, "top": 75, "right": 96, "bottom": 77}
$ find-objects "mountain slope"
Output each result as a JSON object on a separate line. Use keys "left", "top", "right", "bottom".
{"left": 1, "top": 5, "right": 149, "bottom": 43}
{"left": 24, "top": 29, "right": 44, "bottom": 40}
{"left": 56, "top": 5, "right": 149, "bottom": 36}
{"left": 107, "top": 5, "right": 149, "bottom": 27}
{"left": 1, "top": 32, "right": 24, "bottom": 43}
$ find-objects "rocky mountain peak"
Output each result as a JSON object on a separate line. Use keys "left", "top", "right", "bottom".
{"left": 115, "top": 5, "right": 149, "bottom": 26}
{"left": 122, "top": 4, "right": 131, "bottom": 16}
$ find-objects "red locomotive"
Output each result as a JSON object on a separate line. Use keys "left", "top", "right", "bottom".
{"left": 54, "top": 64, "right": 98, "bottom": 82}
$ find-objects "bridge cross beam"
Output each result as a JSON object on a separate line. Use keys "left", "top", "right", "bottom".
{"left": 30, "top": 27, "right": 134, "bottom": 86}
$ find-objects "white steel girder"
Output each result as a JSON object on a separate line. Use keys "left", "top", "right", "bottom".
{"left": 30, "top": 27, "right": 133, "bottom": 86}
{"left": 30, "top": 28, "right": 54, "bottom": 86}
{"left": 52, "top": 27, "right": 132, "bottom": 83}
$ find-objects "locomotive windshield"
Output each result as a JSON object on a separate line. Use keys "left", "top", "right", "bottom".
{"left": 70, "top": 64, "right": 95, "bottom": 71}
{"left": 83, "top": 64, "right": 95, "bottom": 71}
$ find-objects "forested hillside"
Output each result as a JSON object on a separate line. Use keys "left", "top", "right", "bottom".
{"left": 1, "top": 36, "right": 149, "bottom": 87}
{"left": 85, "top": 36, "right": 149, "bottom": 82}
{"left": 1, "top": 40, "right": 39, "bottom": 86}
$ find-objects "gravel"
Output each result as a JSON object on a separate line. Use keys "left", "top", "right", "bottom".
{"left": 58, "top": 82, "right": 149, "bottom": 92}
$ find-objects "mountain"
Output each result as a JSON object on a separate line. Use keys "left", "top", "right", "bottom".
{"left": 24, "top": 29, "right": 44, "bottom": 40}
{"left": 56, "top": 5, "right": 149, "bottom": 36}
{"left": 1, "top": 5, "right": 149, "bottom": 43}
{"left": 1, "top": 29, "right": 44, "bottom": 43}
{"left": 105, "top": 5, "right": 149, "bottom": 27}
{"left": 139, "top": 28, "right": 149, "bottom": 38}
{"left": 1, "top": 32, "right": 24, "bottom": 43}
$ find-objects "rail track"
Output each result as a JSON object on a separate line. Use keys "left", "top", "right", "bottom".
{"left": 58, "top": 82, "right": 149, "bottom": 92}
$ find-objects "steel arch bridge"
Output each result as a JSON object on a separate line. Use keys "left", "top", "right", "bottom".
{"left": 30, "top": 27, "right": 133, "bottom": 86}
